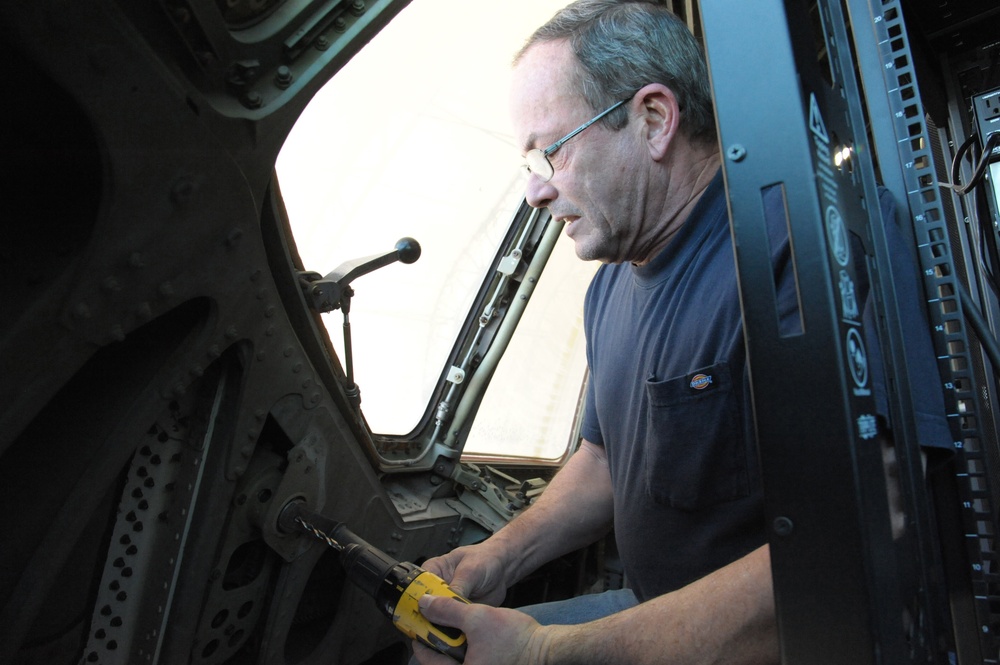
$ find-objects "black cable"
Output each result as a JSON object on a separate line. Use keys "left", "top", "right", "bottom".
{"left": 949, "top": 131, "right": 1000, "bottom": 196}
{"left": 977, "top": 215, "right": 1000, "bottom": 301}
{"left": 957, "top": 278, "right": 1000, "bottom": 377}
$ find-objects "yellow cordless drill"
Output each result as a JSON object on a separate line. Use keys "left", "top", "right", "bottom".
{"left": 279, "top": 501, "right": 468, "bottom": 662}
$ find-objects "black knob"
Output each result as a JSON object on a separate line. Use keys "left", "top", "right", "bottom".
{"left": 395, "top": 237, "right": 421, "bottom": 264}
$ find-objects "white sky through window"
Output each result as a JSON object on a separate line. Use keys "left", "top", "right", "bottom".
{"left": 277, "top": 0, "right": 595, "bottom": 460}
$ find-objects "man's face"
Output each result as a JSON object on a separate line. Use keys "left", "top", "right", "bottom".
{"left": 510, "top": 41, "right": 646, "bottom": 264}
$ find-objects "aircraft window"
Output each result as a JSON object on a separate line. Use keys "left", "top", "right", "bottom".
{"left": 277, "top": 0, "right": 586, "bottom": 461}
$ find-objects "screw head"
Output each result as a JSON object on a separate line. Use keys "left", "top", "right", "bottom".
{"left": 773, "top": 516, "right": 794, "bottom": 536}
{"left": 726, "top": 144, "right": 747, "bottom": 162}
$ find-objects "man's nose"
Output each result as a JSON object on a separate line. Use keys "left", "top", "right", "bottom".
{"left": 524, "top": 175, "right": 557, "bottom": 209}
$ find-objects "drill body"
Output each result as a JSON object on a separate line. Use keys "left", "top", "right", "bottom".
{"left": 329, "top": 521, "right": 470, "bottom": 661}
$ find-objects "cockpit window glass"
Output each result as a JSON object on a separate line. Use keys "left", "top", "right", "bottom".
{"left": 277, "top": 0, "right": 587, "bottom": 459}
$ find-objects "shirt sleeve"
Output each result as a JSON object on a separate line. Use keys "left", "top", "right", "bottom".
{"left": 580, "top": 367, "right": 603, "bottom": 446}
{"left": 579, "top": 273, "right": 605, "bottom": 447}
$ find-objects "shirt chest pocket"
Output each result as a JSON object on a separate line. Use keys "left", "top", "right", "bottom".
{"left": 643, "top": 362, "right": 750, "bottom": 510}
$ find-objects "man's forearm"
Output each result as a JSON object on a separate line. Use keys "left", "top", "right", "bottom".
{"left": 487, "top": 439, "right": 615, "bottom": 585}
{"left": 539, "top": 545, "right": 778, "bottom": 665}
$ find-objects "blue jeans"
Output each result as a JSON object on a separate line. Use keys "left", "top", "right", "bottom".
{"left": 517, "top": 588, "right": 639, "bottom": 625}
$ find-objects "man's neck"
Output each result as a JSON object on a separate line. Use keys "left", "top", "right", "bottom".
{"left": 633, "top": 144, "right": 721, "bottom": 266}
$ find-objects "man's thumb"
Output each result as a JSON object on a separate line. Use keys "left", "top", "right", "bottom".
{"left": 418, "top": 594, "right": 466, "bottom": 625}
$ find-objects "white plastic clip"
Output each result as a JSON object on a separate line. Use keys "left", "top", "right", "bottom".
{"left": 498, "top": 249, "right": 522, "bottom": 276}
{"left": 447, "top": 366, "right": 466, "bottom": 384}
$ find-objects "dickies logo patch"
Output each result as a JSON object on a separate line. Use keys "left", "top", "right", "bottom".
{"left": 689, "top": 373, "right": 713, "bottom": 390}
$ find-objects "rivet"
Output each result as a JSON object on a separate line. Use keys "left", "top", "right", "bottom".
{"left": 73, "top": 302, "right": 92, "bottom": 319}
{"left": 256, "top": 351, "right": 266, "bottom": 361}
{"left": 102, "top": 276, "right": 121, "bottom": 293}
{"left": 254, "top": 409, "right": 266, "bottom": 420}
{"left": 128, "top": 253, "right": 145, "bottom": 269}
{"left": 264, "top": 306, "right": 275, "bottom": 318}
{"left": 110, "top": 325, "right": 126, "bottom": 342}
{"left": 136, "top": 302, "right": 152, "bottom": 320}
{"left": 265, "top": 326, "right": 275, "bottom": 337}
{"left": 292, "top": 363, "right": 302, "bottom": 373}
{"left": 256, "top": 289, "right": 266, "bottom": 300}
{"left": 158, "top": 282, "right": 174, "bottom": 297}
{"left": 283, "top": 347, "right": 293, "bottom": 358}
{"left": 242, "top": 91, "right": 263, "bottom": 109}
{"left": 274, "top": 66, "right": 293, "bottom": 89}
{"left": 208, "top": 345, "right": 221, "bottom": 358}
{"left": 225, "top": 326, "right": 238, "bottom": 340}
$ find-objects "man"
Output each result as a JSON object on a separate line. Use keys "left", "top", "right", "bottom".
{"left": 410, "top": 2, "right": 781, "bottom": 662}
{"left": 413, "top": 1, "right": 944, "bottom": 663}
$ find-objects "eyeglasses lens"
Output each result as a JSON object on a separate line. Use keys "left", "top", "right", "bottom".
{"left": 524, "top": 149, "right": 554, "bottom": 182}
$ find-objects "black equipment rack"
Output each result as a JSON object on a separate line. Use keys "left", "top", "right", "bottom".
{"left": 700, "top": 0, "right": 1000, "bottom": 662}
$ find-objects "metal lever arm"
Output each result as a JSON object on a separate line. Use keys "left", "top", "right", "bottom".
{"left": 298, "top": 237, "right": 421, "bottom": 410}
{"left": 301, "top": 237, "right": 421, "bottom": 313}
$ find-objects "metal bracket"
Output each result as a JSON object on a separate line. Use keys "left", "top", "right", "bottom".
{"left": 436, "top": 460, "right": 543, "bottom": 532}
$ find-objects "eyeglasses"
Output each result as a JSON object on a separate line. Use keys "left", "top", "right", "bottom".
{"left": 523, "top": 96, "right": 631, "bottom": 182}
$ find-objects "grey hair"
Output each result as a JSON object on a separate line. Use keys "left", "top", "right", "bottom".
{"left": 514, "top": 0, "right": 716, "bottom": 145}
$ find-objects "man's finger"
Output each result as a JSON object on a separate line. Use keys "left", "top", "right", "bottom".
{"left": 421, "top": 557, "right": 448, "bottom": 579}
{"left": 444, "top": 577, "right": 469, "bottom": 599}
{"left": 418, "top": 594, "right": 469, "bottom": 627}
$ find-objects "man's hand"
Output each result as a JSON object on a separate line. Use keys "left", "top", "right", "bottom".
{"left": 421, "top": 544, "right": 510, "bottom": 606}
{"left": 417, "top": 546, "right": 778, "bottom": 665}
{"left": 411, "top": 595, "right": 550, "bottom": 665}
{"left": 423, "top": 439, "right": 615, "bottom": 609}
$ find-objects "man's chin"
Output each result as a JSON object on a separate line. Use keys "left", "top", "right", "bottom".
{"left": 572, "top": 242, "right": 610, "bottom": 263}
{"left": 568, "top": 228, "right": 613, "bottom": 263}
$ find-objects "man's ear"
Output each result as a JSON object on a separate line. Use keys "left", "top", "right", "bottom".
{"left": 637, "top": 84, "right": 681, "bottom": 161}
